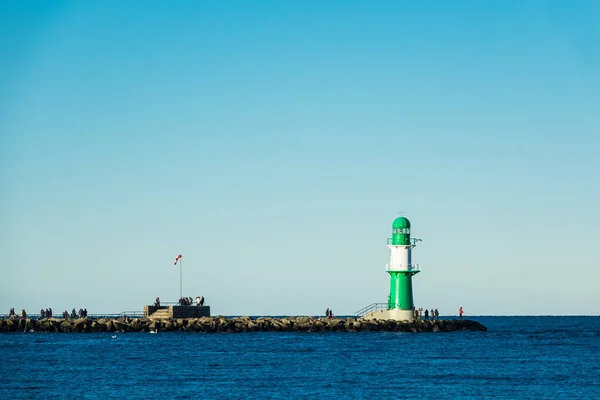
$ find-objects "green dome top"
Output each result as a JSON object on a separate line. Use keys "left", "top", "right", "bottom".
{"left": 392, "top": 217, "right": 411, "bottom": 229}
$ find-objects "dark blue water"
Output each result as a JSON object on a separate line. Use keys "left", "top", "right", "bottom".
{"left": 1, "top": 317, "right": 599, "bottom": 399}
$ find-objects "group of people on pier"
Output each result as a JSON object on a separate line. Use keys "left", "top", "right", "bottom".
{"left": 324, "top": 308, "right": 334, "bottom": 318}
{"left": 179, "top": 296, "right": 205, "bottom": 306}
{"left": 414, "top": 308, "right": 439, "bottom": 321}
{"left": 40, "top": 307, "right": 88, "bottom": 319}
{"left": 7, "top": 308, "right": 26, "bottom": 320}
{"left": 154, "top": 296, "right": 206, "bottom": 307}
{"left": 8, "top": 307, "right": 88, "bottom": 320}
{"left": 62, "top": 308, "right": 88, "bottom": 320}
{"left": 412, "top": 307, "right": 467, "bottom": 320}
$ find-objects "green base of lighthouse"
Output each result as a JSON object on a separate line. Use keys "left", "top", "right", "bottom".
{"left": 388, "top": 271, "right": 419, "bottom": 310}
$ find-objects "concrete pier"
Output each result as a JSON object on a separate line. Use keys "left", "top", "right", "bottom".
{"left": 0, "top": 316, "right": 487, "bottom": 333}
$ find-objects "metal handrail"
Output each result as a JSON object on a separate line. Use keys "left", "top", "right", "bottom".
{"left": 117, "top": 311, "right": 146, "bottom": 318}
{"left": 1, "top": 312, "right": 147, "bottom": 320}
{"left": 354, "top": 303, "right": 388, "bottom": 317}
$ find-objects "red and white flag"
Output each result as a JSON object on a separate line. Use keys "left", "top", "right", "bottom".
{"left": 174, "top": 254, "right": 182, "bottom": 266}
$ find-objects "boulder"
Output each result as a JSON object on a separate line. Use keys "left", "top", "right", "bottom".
{"left": 344, "top": 319, "right": 356, "bottom": 331}
{"left": 246, "top": 320, "right": 257, "bottom": 332}
{"left": 295, "top": 316, "right": 312, "bottom": 325}
{"left": 72, "top": 318, "right": 89, "bottom": 331}
{"left": 128, "top": 319, "right": 141, "bottom": 330}
{"left": 327, "top": 319, "right": 342, "bottom": 330}
{"left": 168, "top": 320, "right": 179, "bottom": 330}
{"left": 105, "top": 321, "right": 115, "bottom": 332}
{"left": 60, "top": 320, "right": 73, "bottom": 332}
{"left": 113, "top": 320, "right": 129, "bottom": 332}
{"left": 36, "top": 320, "right": 51, "bottom": 332}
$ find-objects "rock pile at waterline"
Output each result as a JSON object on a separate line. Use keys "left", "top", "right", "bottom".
{"left": 0, "top": 316, "right": 487, "bottom": 333}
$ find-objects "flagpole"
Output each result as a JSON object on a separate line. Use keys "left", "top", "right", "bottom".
{"left": 179, "top": 258, "right": 183, "bottom": 301}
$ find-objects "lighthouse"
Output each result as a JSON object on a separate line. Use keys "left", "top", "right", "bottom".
{"left": 385, "top": 216, "right": 420, "bottom": 320}
{"left": 363, "top": 216, "right": 421, "bottom": 321}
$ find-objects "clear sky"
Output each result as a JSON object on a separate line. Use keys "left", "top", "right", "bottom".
{"left": 1, "top": 1, "right": 599, "bottom": 316}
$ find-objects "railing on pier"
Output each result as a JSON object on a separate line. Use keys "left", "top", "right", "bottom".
{"left": 157, "top": 301, "right": 181, "bottom": 306}
{"left": 117, "top": 311, "right": 146, "bottom": 318}
{"left": 354, "top": 303, "right": 388, "bottom": 318}
{"left": 59, "top": 311, "right": 146, "bottom": 319}
{"left": 1, "top": 311, "right": 146, "bottom": 320}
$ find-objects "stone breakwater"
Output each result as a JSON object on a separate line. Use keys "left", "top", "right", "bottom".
{"left": 0, "top": 316, "right": 487, "bottom": 333}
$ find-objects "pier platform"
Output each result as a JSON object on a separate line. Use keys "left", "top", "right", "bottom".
{"left": 144, "top": 305, "right": 211, "bottom": 319}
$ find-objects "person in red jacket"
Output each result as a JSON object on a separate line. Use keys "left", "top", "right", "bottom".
{"left": 458, "top": 306, "right": 464, "bottom": 320}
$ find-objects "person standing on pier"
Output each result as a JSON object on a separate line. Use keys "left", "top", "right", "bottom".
{"left": 458, "top": 306, "right": 463, "bottom": 320}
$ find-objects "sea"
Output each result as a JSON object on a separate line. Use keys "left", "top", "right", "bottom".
{"left": 1, "top": 316, "right": 598, "bottom": 399}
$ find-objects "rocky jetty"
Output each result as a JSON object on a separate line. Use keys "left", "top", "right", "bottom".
{"left": 0, "top": 316, "right": 486, "bottom": 333}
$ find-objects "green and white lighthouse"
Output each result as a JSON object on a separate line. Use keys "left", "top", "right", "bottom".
{"left": 364, "top": 216, "right": 421, "bottom": 321}
{"left": 385, "top": 216, "right": 421, "bottom": 320}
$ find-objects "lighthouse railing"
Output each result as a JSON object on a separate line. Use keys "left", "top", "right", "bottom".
{"left": 386, "top": 264, "right": 421, "bottom": 272}
{"left": 387, "top": 238, "right": 422, "bottom": 246}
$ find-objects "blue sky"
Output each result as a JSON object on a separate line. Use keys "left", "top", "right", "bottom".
{"left": 1, "top": 1, "right": 599, "bottom": 316}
